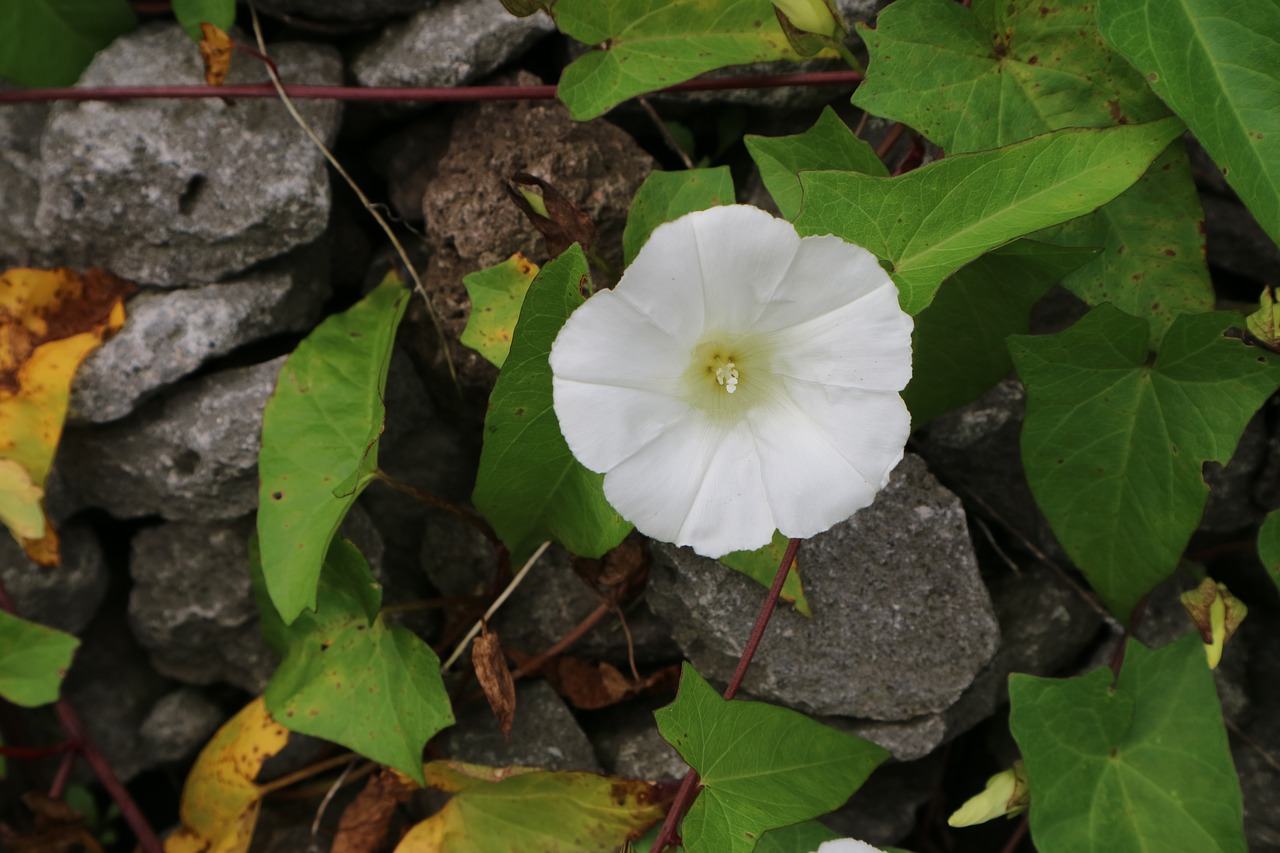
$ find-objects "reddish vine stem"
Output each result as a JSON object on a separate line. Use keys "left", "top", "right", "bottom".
{"left": 0, "top": 70, "right": 864, "bottom": 106}
{"left": 649, "top": 537, "right": 803, "bottom": 853}
{"left": 0, "top": 576, "right": 163, "bottom": 852}
{"left": 0, "top": 741, "right": 75, "bottom": 759}
{"left": 1001, "top": 814, "right": 1030, "bottom": 853}
{"left": 508, "top": 600, "right": 613, "bottom": 681}
{"left": 48, "top": 749, "right": 76, "bottom": 799}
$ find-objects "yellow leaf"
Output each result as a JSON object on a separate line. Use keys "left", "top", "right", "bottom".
{"left": 199, "top": 23, "right": 233, "bottom": 87}
{"left": 395, "top": 761, "right": 668, "bottom": 853}
{"left": 0, "top": 267, "right": 132, "bottom": 565}
{"left": 165, "top": 697, "right": 290, "bottom": 853}
{"left": 0, "top": 459, "right": 44, "bottom": 540}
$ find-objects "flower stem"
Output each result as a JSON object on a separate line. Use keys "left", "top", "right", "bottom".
{"left": 648, "top": 537, "right": 802, "bottom": 852}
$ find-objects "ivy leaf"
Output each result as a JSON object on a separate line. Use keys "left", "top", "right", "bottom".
{"left": 171, "top": 0, "right": 235, "bottom": 43}
{"left": 852, "top": 0, "right": 1170, "bottom": 152}
{"left": 165, "top": 698, "right": 290, "bottom": 853}
{"left": 794, "top": 119, "right": 1184, "bottom": 315}
{"left": 473, "top": 244, "right": 632, "bottom": 565}
{"left": 655, "top": 665, "right": 887, "bottom": 853}
{"left": 1009, "top": 305, "right": 1280, "bottom": 620}
{"left": 745, "top": 106, "right": 887, "bottom": 221}
{"left": 257, "top": 274, "right": 409, "bottom": 625}
{"left": 460, "top": 254, "right": 540, "bottom": 369}
{"left": 0, "top": 0, "right": 135, "bottom": 87}
{"left": 252, "top": 537, "right": 453, "bottom": 787}
{"left": 905, "top": 241, "right": 1096, "bottom": 426}
{"left": 719, "top": 531, "right": 811, "bottom": 616}
{"left": 553, "top": 0, "right": 799, "bottom": 120}
{"left": 623, "top": 167, "right": 736, "bottom": 267}
{"left": 394, "top": 762, "right": 669, "bottom": 852}
{"left": 1257, "top": 509, "right": 1280, "bottom": 596}
{"left": 755, "top": 822, "right": 839, "bottom": 853}
{"left": 851, "top": 0, "right": 1210, "bottom": 338}
{"left": 1098, "top": 0, "right": 1280, "bottom": 247}
{"left": 0, "top": 611, "right": 78, "bottom": 708}
{"left": 1009, "top": 634, "right": 1246, "bottom": 852}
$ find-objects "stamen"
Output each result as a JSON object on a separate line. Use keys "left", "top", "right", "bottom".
{"left": 715, "top": 360, "right": 739, "bottom": 394}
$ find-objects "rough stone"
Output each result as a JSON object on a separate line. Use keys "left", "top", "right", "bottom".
{"left": 822, "top": 752, "right": 945, "bottom": 848}
{"left": 128, "top": 509, "right": 385, "bottom": 693}
{"left": 65, "top": 608, "right": 172, "bottom": 782}
{"left": 138, "top": 688, "right": 225, "bottom": 764}
{"left": 351, "top": 0, "right": 555, "bottom": 91}
{"left": 410, "top": 74, "right": 655, "bottom": 392}
{"left": 36, "top": 24, "right": 341, "bottom": 286}
{"left": 588, "top": 703, "right": 687, "bottom": 781}
{"left": 1200, "top": 411, "right": 1268, "bottom": 533}
{"left": 68, "top": 247, "right": 331, "bottom": 424}
{"left": 0, "top": 90, "right": 47, "bottom": 268}
{"left": 257, "top": 0, "right": 433, "bottom": 22}
{"left": 59, "top": 357, "right": 286, "bottom": 521}
{"left": 0, "top": 521, "right": 106, "bottom": 635}
{"left": 438, "top": 680, "right": 599, "bottom": 771}
{"left": 1203, "top": 193, "right": 1280, "bottom": 287}
{"left": 646, "top": 454, "right": 1001, "bottom": 720}
{"left": 422, "top": 520, "right": 680, "bottom": 667}
{"left": 1231, "top": 620, "right": 1280, "bottom": 851}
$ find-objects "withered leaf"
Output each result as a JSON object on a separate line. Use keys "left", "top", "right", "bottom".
{"left": 504, "top": 173, "right": 596, "bottom": 259}
{"left": 199, "top": 23, "right": 233, "bottom": 87}
{"left": 332, "top": 768, "right": 412, "bottom": 853}
{"left": 473, "top": 628, "right": 516, "bottom": 739}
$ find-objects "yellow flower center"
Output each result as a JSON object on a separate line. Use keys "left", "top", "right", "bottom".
{"left": 683, "top": 335, "right": 778, "bottom": 420}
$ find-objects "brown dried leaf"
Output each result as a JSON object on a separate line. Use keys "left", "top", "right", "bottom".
{"left": 0, "top": 793, "right": 98, "bottom": 853}
{"left": 199, "top": 23, "right": 233, "bottom": 87}
{"left": 473, "top": 628, "right": 516, "bottom": 739}
{"left": 332, "top": 769, "right": 413, "bottom": 853}
{"left": 540, "top": 658, "right": 680, "bottom": 711}
{"left": 504, "top": 173, "right": 596, "bottom": 259}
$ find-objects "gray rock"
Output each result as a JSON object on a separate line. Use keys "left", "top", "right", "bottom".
{"left": 68, "top": 248, "right": 331, "bottom": 424}
{"left": 646, "top": 454, "right": 1001, "bottom": 721}
{"left": 1203, "top": 193, "right": 1280, "bottom": 287}
{"left": 0, "top": 522, "right": 106, "bottom": 635}
{"left": 257, "top": 0, "right": 434, "bottom": 22}
{"left": 822, "top": 752, "right": 945, "bottom": 848}
{"left": 438, "top": 680, "right": 599, "bottom": 771}
{"left": 128, "top": 517, "right": 277, "bottom": 693}
{"left": 138, "top": 688, "right": 225, "bottom": 764}
{"left": 1200, "top": 412, "right": 1268, "bottom": 533}
{"left": 36, "top": 25, "right": 341, "bottom": 286}
{"left": 59, "top": 357, "right": 285, "bottom": 521}
{"left": 128, "top": 508, "right": 385, "bottom": 693}
{"left": 589, "top": 704, "right": 689, "bottom": 782}
{"left": 351, "top": 0, "right": 555, "bottom": 90}
{"left": 0, "top": 90, "right": 47, "bottom": 267}
{"left": 65, "top": 608, "right": 172, "bottom": 782}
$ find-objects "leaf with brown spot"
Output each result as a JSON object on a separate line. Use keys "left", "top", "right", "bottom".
{"left": 332, "top": 769, "right": 412, "bottom": 853}
{"left": 0, "top": 267, "right": 132, "bottom": 565}
{"left": 164, "top": 697, "right": 290, "bottom": 853}
{"left": 394, "top": 761, "right": 670, "bottom": 853}
{"left": 504, "top": 173, "right": 596, "bottom": 259}
{"left": 472, "top": 628, "right": 516, "bottom": 739}
{"left": 198, "top": 23, "right": 232, "bottom": 87}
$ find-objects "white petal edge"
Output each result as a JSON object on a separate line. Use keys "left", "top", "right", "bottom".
{"left": 686, "top": 205, "right": 801, "bottom": 334}
{"left": 553, "top": 377, "right": 691, "bottom": 473}
{"left": 550, "top": 289, "right": 688, "bottom": 392}
{"left": 611, "top": 209, "right": 709, "bottom": 342}
{"left": 601, "top": 413, "right": 775, "bottom": 558}
{"left": 814, "top": 840, "right": 887, "bottom": 853}
{"left": 749, "top": 382, "right": 910, "bottom": 537}
{"left": 751, "top": 233, "right": 898, "bottom": 335}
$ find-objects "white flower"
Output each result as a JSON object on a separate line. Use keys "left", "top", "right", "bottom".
{"left": 549, "top": 205, "right": 912, "bottom": 558}
{"left": 814, "top": 840, "right": 888, "bottom": 853}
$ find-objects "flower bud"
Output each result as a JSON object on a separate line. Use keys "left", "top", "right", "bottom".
{"left": 948, "top": 761, "right": 1030, "bottom": 827}
{"left": 772, "top": 0, "right": 839, "bottom": 37}
{"left": 1179, "top": 577, "right": 1247, "bottom": 669}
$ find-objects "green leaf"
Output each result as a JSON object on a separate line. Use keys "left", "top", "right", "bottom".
{"left": 623, "top": 167, "right": 736, "bottom": 267}
{"left": 794, "top": 119, "right": 1185, "bottom": 315}
{"left": 1009, "top": 306, "right": 1280, "bottom": 620}
{"left": 719, "top": 531, "right": 811, "bottom": 616}
{"left": 553, "top": 0, "right": 798, "bottom": 120}
{"left": 0, "top": 0, "right": 135, "bottom": 87}
{"left": 171, "top": 0, "right": 235, "bottom": 42}
{"left": 257, "top": 274, "right": 410, "bottom": 624}
{"left": 1009, "top": 634, "right": 1246, "bottom": 853}
{"left": 0, "top": 610, "right": 78, "bottom": 708}
{"left": 755, "top": 821, "right": 840, "bottom": 853}
{"left": 852, "top": 0, "right": 1170, "bottom": 152}
{"left": 1098, "top": 0, "right": 1280, "bottom": 247}
{"left": 745, "top": 107, "right": 887, "bottom": 222}
{"left": 851, "top": 0, "right": 1210, "bottom": 337}
{"left": 252, "top": 537, "right": 453, "bottom": 787}
{"left": 473, "top": 245, "right": 632, "bottom": 564}
{"left": 905, "top": 240, "right": 1096, "bottom": 426}
{"left": 655, "top": 665, "right": 888, "bottom": 853}
{"left": 460, "top": 254, "right": 540, "bottom": 369}
{"left": 1257, "top": 509, "right": 1280, "bottom": 595}
{"left": 1042, "top": 141, "right": 1213, "bottom": 340}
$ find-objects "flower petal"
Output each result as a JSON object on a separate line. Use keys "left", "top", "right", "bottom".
{"left": 553, "top": 378, "right": 690, "bottom": 473}
{"left": 688, "top": 205, "right": 801, "bottom": 334}
{"left": 611, "top": 212, "right": 708, "bottom": 342}
{"left": 602, "top": 413, "right": 775, "bottom": 558}
{"left": 550, "top": 289, "right": 688, "bottom": 393}
{"left": 763, "top": 283, "right": 913, "bottom": 392}
{"left": 752, "top": 233, "right": 897, "bottom": 334}
{"left": 749, "top": 382, "right": 910, "bottom": 537}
